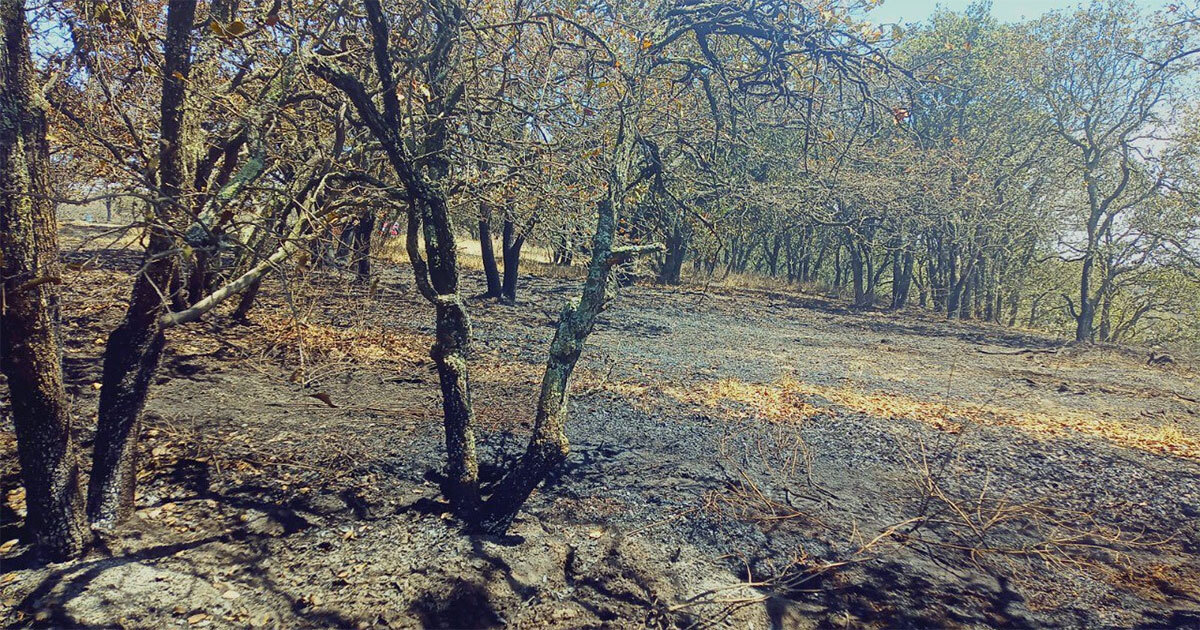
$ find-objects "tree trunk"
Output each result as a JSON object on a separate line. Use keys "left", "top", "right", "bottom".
{"left": 946, "top": 251, "right": 978, "bottom": 320}
{"left": 186, "top": 251, "right": 212, "bottom": 306}
{"left": 960, "top": 268, "right": 974, "bottom": 320}
{"left": 849, "top": 240, "right": 870, "bottom": 307}
{"left": 1098, "top": 290, "right": 1112, "bottom": 342}
{"left": 500, "top": 218, "right": 524, "bottom": 303}
{"left": 891, "top": 250, "right": 913, "bottom": 310}
{"left": 479, "top": 188, "right": 649, "bottom": 533}
{"left": 1075, "top": 294, "right": 1096, "bottom": 342}
{"left": 313, "top": 0, "right": 659, "bottom": 535}
{"left": 478, "top": 204, "right": 502, "bottom": 297}
{"left": 766, "top": 233, "right": 782, "bottom": 277}
{"left": 0, "top": 0, "right": 91, "bottom": 559}
{"left": 1076, "top": 168, "right": 1102, "bottom": 343}
{"left": 353, "top": 210, "right": 374, "bottom": 284}
{"left": 833, "top": 246, "right": 843, "bottom": 291}
{"left": 809, "top": 240, "right": 826, "bottom": 284}
{"left": 168, "top": 263, "right": 188, "bottom": 312}
{"left": 334, "top": 218, "right": 355, "bottom": 262}
{"left": 927, "top": 244, "right": 941, "bottom": 312}
{"left": 232, "top": 276, "right": 262, "bottom": 320}
{"left": 657, "top": 220, "right": 687, "bottom": 285}
{"left": 87, "top": 0, "right": 197, "bottom": 528}
{"left": 1007, "top": 287, "right": 1021, "bottom": 327}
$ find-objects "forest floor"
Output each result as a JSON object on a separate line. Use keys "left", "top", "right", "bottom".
{"left": 2, "top": 224, "right": 1200, "bottom": 629}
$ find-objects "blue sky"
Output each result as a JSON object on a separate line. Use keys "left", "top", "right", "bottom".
{"left": 863, "top": 0, "right": 1172, "bottom": 24}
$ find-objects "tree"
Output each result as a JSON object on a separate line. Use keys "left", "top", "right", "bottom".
{"left": 85, "top": 0, "right": 200, "bottom": 526}
{"left": 47, "top": 0, "right": 343, "bottom": 527}
{"left": 313, "top": 0, "right": 892, "bottom": 533}
{"left": 1023, "top": 0, "right": 1194, "bottom": 342}
{"left": 0, "top": 0, "right": 90, "bottom": 559}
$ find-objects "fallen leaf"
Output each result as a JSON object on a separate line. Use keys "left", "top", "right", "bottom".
{"left": 0, "top": 539, "right": 17, "bottom": 554}
{"left": 187, "top": 612, "right": 208, "bottom": 624}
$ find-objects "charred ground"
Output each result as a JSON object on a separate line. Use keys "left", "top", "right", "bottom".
{"left": 2, "top": 225, "right": 1199, "bottom": 629}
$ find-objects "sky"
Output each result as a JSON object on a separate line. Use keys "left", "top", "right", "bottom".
{"left": 863, "top": 0, "right": 1171, "bottom": 24}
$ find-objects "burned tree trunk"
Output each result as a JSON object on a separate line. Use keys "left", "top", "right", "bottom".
{"left": 891, "top": 248, "right": 914, "bottom": 310}
{"left": 314, "top": 0, "right": 484, "bottom": 519}
{"left": 479, "top": 131, "right": 663, "bottom": 533}
{"left": 658, "top": 219, "right": 688, "bottom": 285}
{"left": 87, "top": 0, "right": 197, "bottom": 527}
{"left": 353, "top": 210, "right": 374, "bottom": 284}
{"left": 0, "top": 0, "right": 90, "bottom": 559}
{"left": 478, "top": 204, "right": 502, "bottom": 298}
{"left": 500, "top": 217, "right": 525, "bottom": 303}
{"left": 185, "top": 251, "right": 213, "bottom": 306}
{"left": 316, "top": 0, "right": 662, "bottom": 535}
{"left": 848, "top": 237, "right": 872, "bottom": 307}
{"left": 334, "top": 218, "right": 355, "bottom": 262}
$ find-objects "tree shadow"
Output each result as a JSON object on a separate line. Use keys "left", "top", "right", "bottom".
{"left": 9, "top": 472, "right": 368, "bottom": 629}
{"left": 411, "top": 578, "right": 501, "bottom": 629}
{"left": 850, "top": 316, "right": 1061, "bottom": 350}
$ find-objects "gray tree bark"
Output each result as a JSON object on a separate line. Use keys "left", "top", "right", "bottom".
{"left": 87, "top": 0, "right": 198, "bottom": 527}
{"left": 0, "top": 0, "right": 91, "bottom": 559}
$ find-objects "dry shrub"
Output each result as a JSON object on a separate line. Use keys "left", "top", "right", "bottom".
{"left": 897, "top": 437, "right": 1171, "bottom": 601}
{"left": 701, "top": 426, "right": 817, "bottom": 525}
{"left": 677, "top": 425, "right": 906, "bottom": 630}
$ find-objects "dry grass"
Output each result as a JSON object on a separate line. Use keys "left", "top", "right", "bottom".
{"left": 641, "top": 374, "right": 1200, "bottom": 460}
{"left": 52, "top": 224, "right": 1198, "bottom": 463}
{"left": 376, "top": 235, "right": 585, "bottom": 281}
{"left": 246, "top": 313, "right": 429, "bottom": 366}
{"left": 676, "top": 266, "right": 833, "bottom": 297}
{"left": 1098, "top": 561, "right": 1200, "bottom": 603}
{"left": 661, "top": 379, "right": 826, "bottom": 424}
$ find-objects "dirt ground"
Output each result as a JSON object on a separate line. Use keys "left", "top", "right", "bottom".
{"left": 2, "top": 225, "right": 1199, "bottom": 629}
